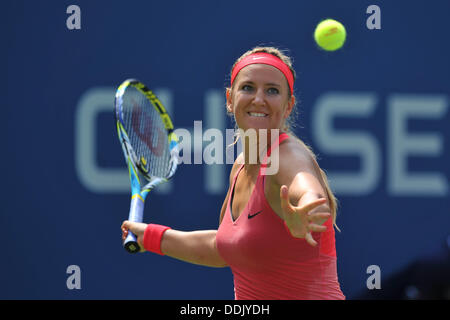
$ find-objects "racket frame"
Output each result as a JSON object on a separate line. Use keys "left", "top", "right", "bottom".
{"left": 115, "top": 79, "right": 178, "bottom": 253}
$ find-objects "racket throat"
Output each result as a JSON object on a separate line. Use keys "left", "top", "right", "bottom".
{"left": 128, "top": 195, "right": 145, "bottom": 223}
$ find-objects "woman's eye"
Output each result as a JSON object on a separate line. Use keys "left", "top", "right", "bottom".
{"left": 267, "top": 87, "right": 279, "bottom": 95}
{"left": 242, "top": 85, "right": 253, "bottom": 91}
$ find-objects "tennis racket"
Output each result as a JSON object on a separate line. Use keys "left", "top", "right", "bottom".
{"left": 114, "top": 79, "right": 179, "bottom": 253}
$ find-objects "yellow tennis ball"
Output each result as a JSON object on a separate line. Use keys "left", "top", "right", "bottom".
{"left": 314, "top": 19, "right": 346, "bottom": 51}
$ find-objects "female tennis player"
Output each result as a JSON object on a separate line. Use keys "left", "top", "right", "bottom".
{"left": 121, "top": 47, "right": 345, "bottom": 300}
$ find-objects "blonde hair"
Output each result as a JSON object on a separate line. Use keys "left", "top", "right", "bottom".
{"left": 227, "top": 46, "right": 340, "bottom": 229}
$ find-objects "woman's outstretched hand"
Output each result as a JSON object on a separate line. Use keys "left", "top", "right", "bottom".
{"left": 280, "top": 185, "right": 331, "bottom": 247}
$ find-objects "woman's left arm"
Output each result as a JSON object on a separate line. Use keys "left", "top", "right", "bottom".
{"left": 273, "top": 143, "right": 332, "bottom": 246}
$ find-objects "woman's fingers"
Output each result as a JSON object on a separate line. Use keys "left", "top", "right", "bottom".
{"left": 121, "top": 221, "right": 130, "bottom": 240}
{"left": 280, "top": 187, "right": 329, "bottom": 218}
{"left": 280, "top": 185, "right": 295, "bottom": 214}
{"left": 299, "top": 198, "right": 327, "bottom": 214}
{"left": 305, "top": 233, "right": 317, "bottom": 247}
{"left": 308, "top": 211, "right": 331, "bottom": 223}
{"left": 308, "top": 223, "right": 327, "bottom": 233}
{"left": 281, "top": 188, "right": 331, "bottom": 246}
{"left": 121, "top": 221, "right": 148, "bottom": 241}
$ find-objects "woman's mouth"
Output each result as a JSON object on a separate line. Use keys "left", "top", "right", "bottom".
{"left": 248, "top": 112, "right": 268, "bottom": 117}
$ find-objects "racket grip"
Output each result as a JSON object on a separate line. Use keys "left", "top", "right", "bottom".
{"left": 123, "top": 195, "right": 145, "bottom": 254}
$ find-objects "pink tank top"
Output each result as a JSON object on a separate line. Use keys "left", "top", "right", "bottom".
{"left": 216, "top": 133, "right": 345, "bottom": 300}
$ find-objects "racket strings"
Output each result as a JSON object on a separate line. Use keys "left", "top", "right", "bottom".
{"left": 121, "top": 87, "right": 171, "bottom": 179}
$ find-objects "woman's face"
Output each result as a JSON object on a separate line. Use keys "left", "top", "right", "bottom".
{"left": 227, "top": 64, "right": 295, "bottom": 133}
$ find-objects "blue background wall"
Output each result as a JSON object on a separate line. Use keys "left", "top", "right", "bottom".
{"left": 2, "top": 1, "right": 449, "bottom": 299}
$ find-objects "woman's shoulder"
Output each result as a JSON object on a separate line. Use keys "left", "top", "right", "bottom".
{"left": 279, "top": 135, "right": 314, "bottom": 164}
{"left": 275, "top": 135, "right": 317, "bottom": 178}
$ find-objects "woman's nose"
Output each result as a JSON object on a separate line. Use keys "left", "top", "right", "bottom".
{"left": 253, "top": 88, "right": 266, "bottom": 105}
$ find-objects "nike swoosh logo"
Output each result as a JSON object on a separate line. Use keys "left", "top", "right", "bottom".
{"left": 248, "top": 210, "right": 262, "bottom": 219}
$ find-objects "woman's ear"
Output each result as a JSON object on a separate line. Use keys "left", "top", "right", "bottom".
{"left": 226, "top": 88, "right": 233, "bottom": 113}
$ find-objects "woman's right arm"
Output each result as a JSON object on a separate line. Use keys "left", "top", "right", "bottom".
{"left": 159, "top": 229, "right": 227, "bottom": 267}
{"left": 121, "top": 158, "right": 241, "bottom": 268}
{"left": 121, "top": 220, "right": 228, "bottom": 267}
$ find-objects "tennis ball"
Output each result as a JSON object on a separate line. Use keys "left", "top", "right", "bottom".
{"left": 314, "top": 19, "right": 346, "bottom": 51}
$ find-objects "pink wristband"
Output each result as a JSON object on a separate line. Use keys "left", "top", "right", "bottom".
{"left": 143, "top": 224, "right": 171, "bottom": 255}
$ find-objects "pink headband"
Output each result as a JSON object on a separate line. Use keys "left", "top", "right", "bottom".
{"left": 230, "top": 52, "right": 294, "bottom": 94}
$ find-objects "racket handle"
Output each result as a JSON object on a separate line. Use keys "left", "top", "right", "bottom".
{"left": 124, "top": 232, "right": 140, "bottom": 253}
{"left": 123, "top": 195, "right": 145, "bottom": 253}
